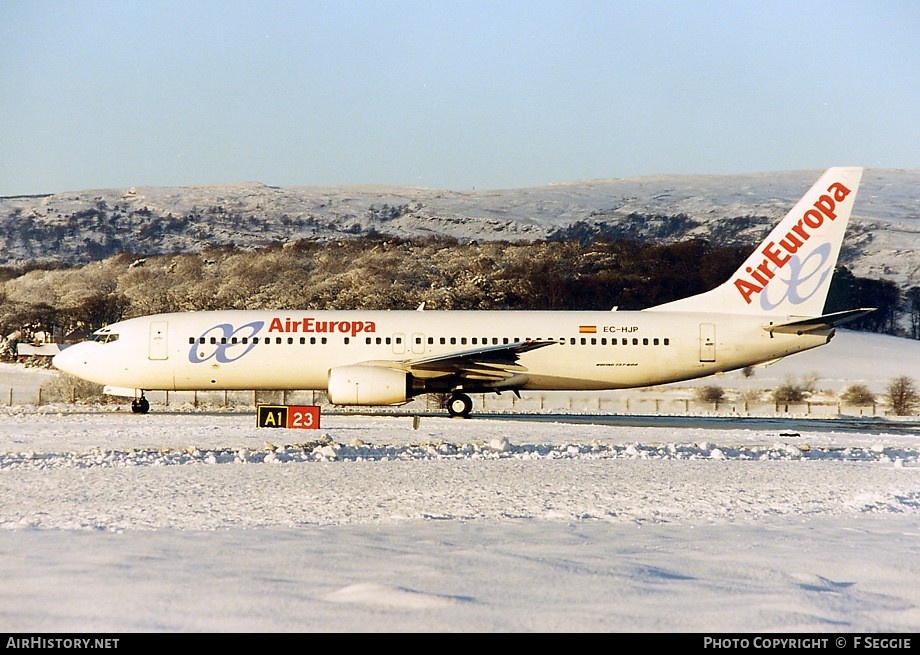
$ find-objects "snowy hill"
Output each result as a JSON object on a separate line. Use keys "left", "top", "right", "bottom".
{"left": 2, "top": 168, "right": 919, "bottom": 289}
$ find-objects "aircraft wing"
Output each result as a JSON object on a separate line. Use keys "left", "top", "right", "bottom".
{"left": 763, "top": 308, "right": 876, "bottom": 335}
{"left": 364, "top": 340, "right": 557, "bottom": 382}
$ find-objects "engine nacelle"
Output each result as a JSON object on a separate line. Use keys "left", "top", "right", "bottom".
{"left": 327, "top": 365, "right": 409, "bottom": 406}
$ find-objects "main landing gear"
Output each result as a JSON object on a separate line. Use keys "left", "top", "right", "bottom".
{"left": 131, "top": 393, "right": 150, "bottom": 414}
{"left": 447, "top": 392, "right": 473, "bottom": 418}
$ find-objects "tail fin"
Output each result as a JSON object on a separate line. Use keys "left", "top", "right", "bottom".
{"left": 645, "top": 167, "right": 863, "bottom": 316}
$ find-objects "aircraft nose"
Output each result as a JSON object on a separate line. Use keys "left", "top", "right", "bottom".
{"left": 52, "top": 345, "right": 75, "bottom": 374}
{"left": 52, "top": 343, "right": 87, "bottom": 377}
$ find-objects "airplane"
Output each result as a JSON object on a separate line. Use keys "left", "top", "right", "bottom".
{"left": 53, "top": 167, "right": 874, "bottom": 417}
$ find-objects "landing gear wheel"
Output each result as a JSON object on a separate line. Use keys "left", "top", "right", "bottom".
{"left": 131, "top": 395, "right": 150, "bottom": 414}
{"left": 447, "top": 393, "right": 473, "bottom": 418}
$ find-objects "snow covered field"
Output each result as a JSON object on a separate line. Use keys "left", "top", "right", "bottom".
{"left": 1, "top": 330, "right": 920, "bottom": 632}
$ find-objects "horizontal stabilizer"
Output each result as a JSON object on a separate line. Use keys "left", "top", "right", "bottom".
{"left": 763, "top": 308, "right": 876, "bottom": 335}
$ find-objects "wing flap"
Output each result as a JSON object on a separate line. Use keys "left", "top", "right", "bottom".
{"left": 461, "top": 371, "right": 515, "bottom": 381}
{"left": 387, "top": 340, "right": 555, "bottom": 382}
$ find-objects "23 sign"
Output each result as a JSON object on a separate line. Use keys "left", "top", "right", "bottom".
{"left": 257, "top": 405, "right": 320, "bottom": 429}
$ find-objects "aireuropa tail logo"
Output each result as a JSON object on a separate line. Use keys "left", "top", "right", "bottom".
{"left": 733, "top": 180, "right": 851, "bottom": 305}
{"left": 189, "top": 321, "right": 264, "bottom": 363}
{"left": 757, "top": 242, "right": 832, "bottom": 311}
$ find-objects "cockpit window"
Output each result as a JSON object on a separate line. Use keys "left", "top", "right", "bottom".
{"left": 92, "top": 332, "right": 120, "bottom": 344}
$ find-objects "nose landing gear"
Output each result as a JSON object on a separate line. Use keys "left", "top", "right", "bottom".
{"left": 131, "top": 393, "right": 150, "bottom": 414}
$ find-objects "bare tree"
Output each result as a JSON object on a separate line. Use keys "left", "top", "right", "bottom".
{"left": 840, "top": 384, "right": 876, "bottom": 407}
{"left": 908, "top": 287, "right": 920, "bottom": 340}
{"left": 695, "top": 386, "right": 725, "bottom": 404}
{"left": 886, "top": 376, "right": 919, "bottom": 416}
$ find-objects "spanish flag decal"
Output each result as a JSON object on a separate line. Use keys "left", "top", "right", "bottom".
{"left": 579, "top": 325, "right": 597, "bottom": 334}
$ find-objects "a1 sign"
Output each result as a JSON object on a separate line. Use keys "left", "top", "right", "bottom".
{"left": 257, "top": 405, "right": 321, "bottom": 429}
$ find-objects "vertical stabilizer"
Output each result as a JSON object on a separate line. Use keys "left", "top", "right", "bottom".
{"left": 645, "top": 167, "right": 863, "bottom": 316}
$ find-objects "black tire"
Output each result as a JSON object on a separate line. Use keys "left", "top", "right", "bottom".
{"left": 447, "top": 393, "right": 473, "bottom": 418}
{"left": 131, "top": 396, "right": 150, "bottom": 414}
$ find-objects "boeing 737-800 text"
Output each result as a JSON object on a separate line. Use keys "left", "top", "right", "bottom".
{"left": 53, "top": 167, "right": 873, "bottom": 416}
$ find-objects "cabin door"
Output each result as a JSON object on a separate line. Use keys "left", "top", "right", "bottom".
{"left": 699, "top": 323, "right": 716, "bottom": 363}
{"left": 149, "top": 321, "right": 169, "bottom": 360}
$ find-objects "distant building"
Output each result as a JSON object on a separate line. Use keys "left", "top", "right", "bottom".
{"left": 16, "top": 342, "right": 63, "bottom": 359}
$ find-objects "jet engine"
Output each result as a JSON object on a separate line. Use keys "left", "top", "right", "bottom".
{"left": 327, "top": 365, "right": 409, "bottom": 405}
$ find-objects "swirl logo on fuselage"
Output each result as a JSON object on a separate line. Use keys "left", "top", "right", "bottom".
{"left": 188, "top": 321, "right": 264, "bottom": 364}
{"left": 759, "top": 242, "right": 832, "bottom": 311}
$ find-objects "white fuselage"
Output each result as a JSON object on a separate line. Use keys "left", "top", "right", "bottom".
{"left": 52, "top": 309, "right": 832, "bottom": 395}
{"left": 50, "top": 168, "right": 862, "bottom": 414}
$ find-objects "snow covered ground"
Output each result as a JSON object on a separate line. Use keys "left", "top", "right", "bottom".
{"left": 1, "top": 331, "right": 920, "bottom": 632}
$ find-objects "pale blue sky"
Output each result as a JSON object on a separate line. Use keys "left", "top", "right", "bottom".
{"left": 2, "top": 0, "right": 918, "bottom": 195}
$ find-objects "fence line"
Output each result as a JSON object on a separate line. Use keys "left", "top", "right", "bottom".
{"left": 0, "top": 387, "right": 895, "bottom": 417}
